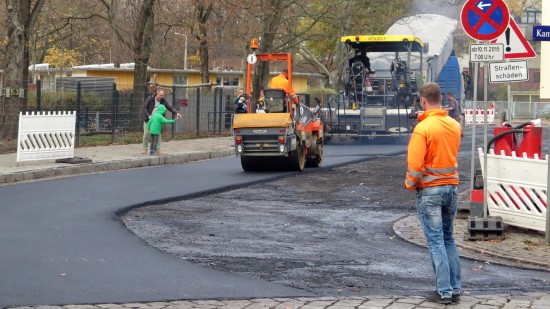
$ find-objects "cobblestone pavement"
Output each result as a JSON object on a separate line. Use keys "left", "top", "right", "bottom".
{"left": 5, "top": 293, "right": 550, "bottom": 308}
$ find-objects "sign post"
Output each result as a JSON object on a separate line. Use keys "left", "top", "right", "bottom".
{"left": 461, "top": 0, "right": 510, "bottom": 240}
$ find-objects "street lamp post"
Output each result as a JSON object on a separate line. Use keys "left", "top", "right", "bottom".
{"left": 174, "top": 32, "right": 188, "bottom": 70}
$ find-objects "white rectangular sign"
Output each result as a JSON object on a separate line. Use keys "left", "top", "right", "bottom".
{"left": 469, "top": 44, "right": 504, "bottom": 62}
{"left": 489, "top": 60, "right": 528, "bottom": 83}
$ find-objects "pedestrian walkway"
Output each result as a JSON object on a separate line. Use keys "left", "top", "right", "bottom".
{"left": 6, "top": 293, "right": 550, "bottom": 309}
{"left": 1, "top": 137, "right": 549, "bottom": 308}
{"left": 0, "top": 136, "right": 235, "bottom": 185}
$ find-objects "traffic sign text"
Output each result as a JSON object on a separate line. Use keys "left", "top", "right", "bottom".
{"left": 470, "top": 44, "right": 504, "bottom": 62}
{"left": 489, "top": 60, "right": 528, "bottom": 83}
{"left": 533, "top": 25, "right": 550, "bottom": 41}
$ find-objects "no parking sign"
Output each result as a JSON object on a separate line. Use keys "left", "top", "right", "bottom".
{"left": 461, "top": 0, "right": 510, "bottom": 41}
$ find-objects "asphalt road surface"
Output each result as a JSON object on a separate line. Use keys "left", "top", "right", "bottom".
{"left": 0, "top": 142, "right": 406, "bottom": 307}
{"left": 123, "top": 132, "right": 550, "bottom": 298}
{"left": 2, "top": 128, "right": 548, "bottom": 307}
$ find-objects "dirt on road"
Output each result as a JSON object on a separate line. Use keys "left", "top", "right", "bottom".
{"left": 122, "top": 152, "right": 478, "bottom": 296}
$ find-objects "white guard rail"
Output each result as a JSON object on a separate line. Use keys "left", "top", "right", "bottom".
{"left": 478, "top": 147, "right": 547, "bottom": 231}
{"left": 465, "top": 108, "right": 495, "bottom": 125}
{"left": 17, "top": 111, "right": 76, "bottom": 162}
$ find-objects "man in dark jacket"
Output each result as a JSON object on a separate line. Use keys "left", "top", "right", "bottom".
{"left": 349, "top": 48, "right": 372, "bottom": 73}
{"left": 142, "top": 90, "right": 181, "bottom": 154}
{"left": 443, "top": 92, "right": 461, "bottom": 123}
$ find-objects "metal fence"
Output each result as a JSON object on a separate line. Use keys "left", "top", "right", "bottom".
{"left": 1, "top": 80, "right": 241, "bottom": 147}
{"left": 7, "top": 79, "right": 548, "bottom": 147}
{"left": 464, "top": 100, "right": 550, "bottom": 123}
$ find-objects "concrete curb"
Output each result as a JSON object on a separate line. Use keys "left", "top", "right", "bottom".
{"left": 393, "top": 215, "right": 550, "bottom": 271}
{"left": 0, "top": 149, "right": 234, "bottom": 185}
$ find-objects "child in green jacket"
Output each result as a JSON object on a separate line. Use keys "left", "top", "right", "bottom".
{"left": 147, "top": 104, "right": 176, "bottom": 155}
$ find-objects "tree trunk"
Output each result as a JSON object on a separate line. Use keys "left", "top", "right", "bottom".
{"left": 196, "top": 2, "right": 213, "bottom": 86}
{"left": 333, "top": 0, "right": 355, "bottom": 94}
{"left": 1, "top": 16, "right": 26, "bottom": 140}
{"left": 131, "top": 0, "right": 156, "bottom": 128}
{"left": 1, "top": 0, "right": 45, "bottom": 140}
{"left": 252, "top": 0, "right": 286, "bottom": 99}
{"left": 198, "top": 23, "right": 209, "bottom": 85}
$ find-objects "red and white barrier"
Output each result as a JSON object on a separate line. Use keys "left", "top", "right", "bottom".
{"left": 478, "top": 148, "right": 547, "bottom": 232}
{"left": 465, "top": 109, "right": 495, "bottom": 125}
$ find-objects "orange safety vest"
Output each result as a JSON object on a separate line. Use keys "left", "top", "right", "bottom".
{"left": 405, "top": 109, "right": 462, "bottom": 190}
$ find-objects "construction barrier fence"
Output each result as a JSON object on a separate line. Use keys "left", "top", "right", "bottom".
{"left": 17, "top": 111, "right": 76, "bottom": 162}
{"left": 478, "top": 148, "right": 547, "bottom": 232}
{"left": 465, "top": 108, "right": 495, "bottom": 125}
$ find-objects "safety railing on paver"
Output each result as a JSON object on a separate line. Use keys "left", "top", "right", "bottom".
{"left": 17, "top": 111, "right": 76, "bottom": 162}
{"left": 478, "top": 147, "right": 548, "bottom": 232}
{"left": 465, "top": 109, "right": 495, "bottom": 125}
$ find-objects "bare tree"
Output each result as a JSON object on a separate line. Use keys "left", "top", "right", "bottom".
{"left": 97, "top": 0, "right": 156, "bottom": 123}
{"left": 250, "top": 0, "right": 289, "bottom": 97}
{"left": 193, "top": 1, "right": 214, "bottom": 84}
{"left": 157, "top": 0, "right": 215, "bottom": 86}
{"left": 0, "top": 0, "right": 46, "bottom": 140}
{"left": 34, "top": 1, "right": 116, "bottom": 66}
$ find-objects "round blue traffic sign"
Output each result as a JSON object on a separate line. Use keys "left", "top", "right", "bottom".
{"left": 461, "top": 0, "right": 510, "bottom": 41}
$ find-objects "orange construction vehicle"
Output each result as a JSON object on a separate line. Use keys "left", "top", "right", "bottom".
{"left": 232, "top": 38, "right": 324, "bottom": 171}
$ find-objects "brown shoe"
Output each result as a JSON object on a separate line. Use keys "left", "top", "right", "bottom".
{"left": 156, "top": 150, "right": 163, "bottom": 155}
{"left": 141, "top": 149, "right": 148, "bottom": 154}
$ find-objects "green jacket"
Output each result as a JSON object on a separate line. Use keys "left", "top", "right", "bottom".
{"left": 148, "top": 104, "right": 175, "bottom": 135}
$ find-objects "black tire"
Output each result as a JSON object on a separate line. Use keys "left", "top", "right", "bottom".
{"left": 312, "top": 142, "right": 323, "bottom": 167}
{"left": 240, "top": 156, "right": 259, "bottom": 171}
{"left": 288, "top": 144, "right": 306, "bottom": 171}
{"left": 306, "top": 137, "right": 323, "bottom": 168}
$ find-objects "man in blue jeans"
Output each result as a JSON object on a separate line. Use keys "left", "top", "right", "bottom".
{"left": 405, "top": 82, "right": 462, "bottom": 304}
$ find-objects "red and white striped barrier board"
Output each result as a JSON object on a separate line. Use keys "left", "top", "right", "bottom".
{"left": 479, "top": 148, "right": 548, "bottom": 232}
{"left": 465, "top": 109, "right": 495, "bottom": 125}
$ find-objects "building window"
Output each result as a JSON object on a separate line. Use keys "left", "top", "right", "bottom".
{"left": 215, "top": 76, "right": 239, "bottom": 86}
{"left": 521, "top": 9, "right": 541, "bottom": 24}
{"left": 173, "top": 75, "right": 188, "bottom": 99}
{"left": 173, "top": 75, "right": 187, "bottom": 85}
